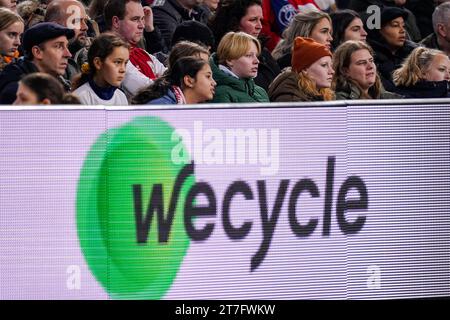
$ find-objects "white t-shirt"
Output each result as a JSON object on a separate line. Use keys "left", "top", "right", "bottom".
{"left": 73, "top": 82, "right": 129, "bottom": 105}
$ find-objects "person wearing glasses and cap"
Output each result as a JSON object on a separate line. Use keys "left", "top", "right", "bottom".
{"left": 0, "top": 22, "right": 74, "bottom": 104}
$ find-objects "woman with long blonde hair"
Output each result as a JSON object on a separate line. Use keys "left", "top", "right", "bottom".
{"left": 272, "top": 10, "right": 333, "bottom": 69}
{"left": 392, "top": 46, "right": 450, "bottom": 98}
{"left": 0, "top": 7, "right": 23, "bottom": 71}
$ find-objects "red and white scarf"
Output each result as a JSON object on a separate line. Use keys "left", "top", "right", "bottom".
{"left": 172, "top": 86, "right": 187, "bottom": 104}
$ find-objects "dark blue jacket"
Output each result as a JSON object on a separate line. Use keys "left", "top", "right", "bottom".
{"left": 147, "top": 88, "right": 177, "bottom": 105}
{"left": 0, "top": 57, "right": 38, "bottom": 104}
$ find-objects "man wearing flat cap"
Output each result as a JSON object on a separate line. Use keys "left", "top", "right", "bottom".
{"left": 0, "top": 22, "right": 74, "bottom": 104}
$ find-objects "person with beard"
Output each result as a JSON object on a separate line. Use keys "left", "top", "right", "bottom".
{"left": 421, "top": 2, "right": 450, "bottom": 57}
{"left": 44, "top": 0, "right": 93, "bottom": 81}
{"left": 0, "top": 22, "right": 74, "bottom": 104}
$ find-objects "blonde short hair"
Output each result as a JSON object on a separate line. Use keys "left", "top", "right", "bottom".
{"left": 216, "top": 31, "right": 261, "bottom": 66}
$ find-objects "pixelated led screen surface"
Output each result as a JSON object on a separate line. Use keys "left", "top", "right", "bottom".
{"left": 0, "top": 102, "right": 449, "bottom": 299}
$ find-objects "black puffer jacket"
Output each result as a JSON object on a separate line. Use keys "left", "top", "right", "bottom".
{"left": 152, "top": 0, "right": 209, "bottom": 49}
{"left": 367, "top": 35, "right": 418, "bottom": 92}
{"left": 0, "top": 57, "right": 38, "bottom": 104}
{"left": 394, "top": 80, "right": 450, "bottom": 99}
{"left": 255, "top": 47, "right": 281, "bottom": 92}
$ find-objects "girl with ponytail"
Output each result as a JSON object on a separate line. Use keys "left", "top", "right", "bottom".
{"left": 132, "top": 56, "right": 216, "bottom": 105}
{"left": 392, "top": 47, "right": 450, "bottom": 98}
{"left": 72, "top": 33, "right": 129, "bottom": 105}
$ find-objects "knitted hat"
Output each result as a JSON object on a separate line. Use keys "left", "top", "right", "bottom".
{"left": 380, "top": 6, "right": 408, "bottom": 27}
{"left": 172, "top": 20, "right": 215, "bottom": 48}
{"left": 291, "top": 37, "right": 332, "bottom": 72}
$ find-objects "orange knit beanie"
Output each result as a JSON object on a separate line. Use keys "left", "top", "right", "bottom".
{"left": 291, "top": 37, "right": 332, "bottom": 72}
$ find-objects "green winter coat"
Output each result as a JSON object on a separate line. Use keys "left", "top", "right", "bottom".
{"left": 334, "top": 82, "right": 402, "bottom": 100}
{"left": 210, "top": 53, "right": 269, "bottom": 103}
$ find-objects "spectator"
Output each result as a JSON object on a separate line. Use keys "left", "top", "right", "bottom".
{"left": 89, "top": 0, "right": 108, "bottom": 20}
{"left": 152, "top": 0, "right": 209, "bottom": 49}
{"left": 45, "top": 0, "right": 92, "bottom": 80}
{"left": 200, "top": 0, "right": 219, "bottom": 20}
{"left": 330, "top": 9, "right": 367, "bottom": 50}
{"left": 16, "top": 0, "right": 46, "bottom": 30}
{"left": 133, "top": 41, "right": 210, "bottom": 103}
{"left": 210, "top": 31, "right": 269, "bottom": 103}
{"left": 404, "top": 0, "right": 435, "bottom": 39}
{"left": 0, "top": 0, "right": 17, "bottom": 12}
{"left": 349, "top": 0, "right": 422, "bottom": 42}
{"left": 72, "top": 33, "right": 129, "bottom": 105}
{"left": 332, "top": 40, "right": 400, "bottom": 99}
{"left": 0, "top": 22, "right": 74, "bottom": 104}
{"left": 272, "top": 11, "right": 333, "bottom": 69}
{"left": 172, "top": 20, "right": 215, "bottom": 50}
{"left": 166, "top": 40, "right": 210, "bottom": 68}
{"left": 104, "top": 0, "right": 166, "bottom": 97}
{"left": 366, "top": 6, "right": 418, "bottom": 92}
{"left": 268, "top": 37, "right": 334, "bottom": 102}
{"left": 208, "top": 0, "right": 281, "bottom": 91}
{"left": 134, "top": 56, "right": 216, "bottom": 104}
{"left": 393, "top": 46, "right": 450, "bottom": 98}
{"left": 13, "top": 72, "right": 81, "bottom": 104}
{"left": 0, "top": 8, "right": 24, "bottom": 72}
{"left": 421, "top": 2, "right": 450, "bottom": 57}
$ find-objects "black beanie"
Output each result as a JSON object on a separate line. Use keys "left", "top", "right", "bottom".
{"left": 380, "top": 6, "right": 409, "bottom": 27}
{"left": 171, "top": 20, "right": 215, "bottom": 48}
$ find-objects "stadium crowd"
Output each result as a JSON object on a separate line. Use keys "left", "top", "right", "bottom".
{"left": 0, "top": 0, "right": 450, "bottom": 105}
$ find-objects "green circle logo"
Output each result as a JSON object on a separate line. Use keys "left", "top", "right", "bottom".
{"left": 76, "top": 116, "right": 194, "bottom": 299}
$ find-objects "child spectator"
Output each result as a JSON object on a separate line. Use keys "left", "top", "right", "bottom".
{"left": 72, "top": 33, "right": 129, "bottom": 105}
{"left": 133, "top": 56, "right": 216, "bottom": 104}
